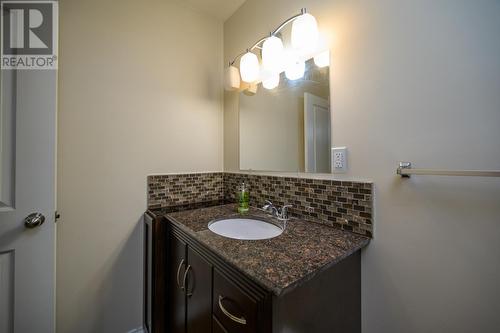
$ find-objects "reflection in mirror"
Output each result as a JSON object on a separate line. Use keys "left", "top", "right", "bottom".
{"left": 239, "top": 58, "right": 330, "bottom": 173}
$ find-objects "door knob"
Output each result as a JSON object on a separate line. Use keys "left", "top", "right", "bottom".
{"left": 24, "top": 213, "right": 45, "bottom": 229}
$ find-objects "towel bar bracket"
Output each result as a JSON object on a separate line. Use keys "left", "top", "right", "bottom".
{"left": 397, "top": 162, "right": 412, "bottom": 178}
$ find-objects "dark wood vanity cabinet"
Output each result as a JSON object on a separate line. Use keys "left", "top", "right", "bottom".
{"left": 167, "top": 226, "right": 271, "bottom": 333}
{"left": 186, "top": 247, "right": 213, "bottom": 332}
{"left": 144, "top": 212, "right": 168, "bottom": 333}
{"left": 212, "top": 269, "right": 263, "bottom": 333}
{"left": 145, "top": 212, "right": 361, "bottom": 333}
{"left": 167, "top": 234, "right": 188, "bottom": 333}
{"left": 168, "top": 234, "right": 213, "bottom": 333}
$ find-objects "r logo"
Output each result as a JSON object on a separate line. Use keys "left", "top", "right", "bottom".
{"left": 1, "top": 1, "right": 58, "bottom": 69}
{"left": 2, "top": 1, "right": 53, "bottom": 54}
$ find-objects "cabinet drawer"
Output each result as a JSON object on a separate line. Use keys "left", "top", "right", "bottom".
{"left": 212, "top": 316, "right": 228, "bottom": 333}
{"left": 213, "top": 269, "right": 258, "bottom": 333}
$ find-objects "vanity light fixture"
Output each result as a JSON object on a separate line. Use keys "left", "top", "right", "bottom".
{"left": 291, "top": 12, "right": 319, "bottom": 53}
{"left": 314, "top": 50, "right": 330, "bottom": 68}
{"left": 262, "top": 73, "right": 280, "bottom": 89}
{"left": 225, "top": 8, "right": 324, "bottom": 91}
{"left": 224, "top": 65, "right": 241, "bottom": 91}
{"left": 285, "top": 59, "right": 305, "bottom": 80}
{"left": 262, "top": 35, "right": 285, "bottom": 74}
{"left": 239, "top": 50, "right": 260, "bottom": 82}
{"left": 285, "top": 50, "right": 305, "bottom": 80}
{"left": 243, "top": 82, "right": 258, "bottom": 96}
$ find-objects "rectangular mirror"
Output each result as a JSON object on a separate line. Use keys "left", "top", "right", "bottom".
{"left": 239, "top": 58, "right": 330, "bottom": 173}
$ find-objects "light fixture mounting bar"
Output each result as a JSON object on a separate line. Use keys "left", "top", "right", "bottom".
{"left": 229, "top": 8, "right": 307, "bottom": 66}
{"left": 272, "top": 8, "right": 306, "bottom": 36}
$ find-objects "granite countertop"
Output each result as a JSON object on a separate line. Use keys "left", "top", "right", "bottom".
{"left": 151, "top": 203, "right": 369, "bottom": 296}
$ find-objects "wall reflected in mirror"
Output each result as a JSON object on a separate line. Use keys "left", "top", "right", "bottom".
{"left": 239, "top": 58, "right": 330, "bottom": 173}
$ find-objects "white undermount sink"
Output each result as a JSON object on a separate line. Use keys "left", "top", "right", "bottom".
{"left": 208, "top": 217, "right": 283, "bottom": 240}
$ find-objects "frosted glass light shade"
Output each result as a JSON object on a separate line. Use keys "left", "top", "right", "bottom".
{"left": 262, "top": 73, "right": 279, "bottom": 89}
{"left": 224, "top": 65, "right": 241, "bottom": 91}
{"left": 283, "top": 49, "right": 305, "bottom": 81}
{"left": 291, "top": 13, "right": 319, "bottom": 53}
{"left": 240, "top": 52, "right": 260, "bottom": 82}
{"left": 285, "top": 57, "right": 305, "bottom": 80}
{"left": 243, "top": 82, "right": 258, "bottom": 96}
{"left": 262, "top": 36, "right": 284, "bottom": 73}
{"left": 314, "top": 50, "right": 330, "bottom": 68}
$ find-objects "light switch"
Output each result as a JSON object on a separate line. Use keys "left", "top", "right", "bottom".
{"left": 332, "top": 147, "right": 347, "bottom": 173}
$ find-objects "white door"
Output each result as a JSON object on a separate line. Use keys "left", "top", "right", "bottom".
{"left": 0, "top": 68, "right": 57, "bottom": 332}
{"left": 304, "top": 92, "right": 331, "bottom": 173}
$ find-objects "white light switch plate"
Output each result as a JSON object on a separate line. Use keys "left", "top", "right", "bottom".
{"left": 332, "top": 147, "right": 347, "bottom": 173}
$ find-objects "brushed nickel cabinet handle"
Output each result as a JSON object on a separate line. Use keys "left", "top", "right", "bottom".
{"left": 176, "top": 259, "right": 185, "bottom": 290}
{"left": 183, "top": 265, "right": 192, "bottom": 297}
{"left": 218, "top": 295, "right": 247, "bottom": 325}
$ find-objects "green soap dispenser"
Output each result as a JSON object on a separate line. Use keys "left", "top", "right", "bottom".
{"left": 238, "top": 181, "right": 249, "bottom": 214}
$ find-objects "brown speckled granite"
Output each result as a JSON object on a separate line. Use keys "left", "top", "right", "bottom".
{"left": 160, "top": 203, "right": 369, "bottom": 296}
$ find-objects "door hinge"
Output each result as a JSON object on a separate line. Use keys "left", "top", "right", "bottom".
{"left": 55, "top": 211, "right": 61, "bottom": 222}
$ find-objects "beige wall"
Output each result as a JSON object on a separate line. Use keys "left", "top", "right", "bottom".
{"left": 225, "top": 0, "right": 500, "bottom": 332}
{"left": 57, "top": 0, "right": 223, "bottom": 332}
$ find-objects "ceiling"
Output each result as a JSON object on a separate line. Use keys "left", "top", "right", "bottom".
{"left": 181, "top": 0, "right": 246, "bottom": 21}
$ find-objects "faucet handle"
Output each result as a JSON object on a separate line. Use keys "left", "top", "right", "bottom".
{"left": 262, "top": 200, "right": 273, "bottom": 208}
{"left": 280, "top": 204, "right": 292, "bottom": 220}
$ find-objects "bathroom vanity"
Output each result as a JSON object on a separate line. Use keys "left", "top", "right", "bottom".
{"left": 144, "top": 202, "right": 369, "bottom": 333}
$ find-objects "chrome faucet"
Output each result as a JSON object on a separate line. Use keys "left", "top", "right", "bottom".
{"left": 262, "top": 200, "right": 292, "bottom": 222}
{"left": 262, "top": 200, "right": 278, "bottom": 216}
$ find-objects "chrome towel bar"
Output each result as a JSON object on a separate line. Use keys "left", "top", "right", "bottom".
{"left": 397, "top": 162, "right": 500, "bottom": 178}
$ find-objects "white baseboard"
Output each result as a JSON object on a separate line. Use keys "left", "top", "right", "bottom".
{"left": 126, "top": 327, "right": 145, "bottom": 333}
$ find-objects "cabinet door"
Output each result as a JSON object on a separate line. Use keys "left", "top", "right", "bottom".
{"left": 186, "top": 247, "right": 213, "bottom": 333}
{"left": 168, "top": 234, "right": 187, "bottom": 333}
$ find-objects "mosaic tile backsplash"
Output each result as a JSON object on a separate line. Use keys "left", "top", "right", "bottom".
{"left": 147, "top": 172, "right": 373, "bottom": 237}
{"left": 148, "top": 173, "right": 224, "bottom": 209}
